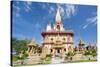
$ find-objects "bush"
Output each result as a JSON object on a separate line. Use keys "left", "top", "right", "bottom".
{"left": 46, "top": 54, "right": 52, "bottom": 58}
{"left": 12, "top": 55, "right": 19, "bottom": 61}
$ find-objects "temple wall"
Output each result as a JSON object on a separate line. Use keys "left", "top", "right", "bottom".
{"left": 42, "top": 34, "right": 73, "bottom": 56}
{"left": 43, "top": 35, "right": 73, "bottom": 43}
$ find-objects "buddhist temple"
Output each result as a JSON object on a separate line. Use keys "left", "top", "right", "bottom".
{"left": 41, "top": 8, "right": 74, "bottom": 57}
{"left": 78, "top": 39, "right": 85, "bottom": 54}
{"left": 27, "top": 39, "right": 37, "bottom": 56}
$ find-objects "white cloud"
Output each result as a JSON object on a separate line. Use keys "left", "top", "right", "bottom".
{"left": 34, "top": 22, "right": 42, "bottom": 29}
{"left": 49, "top": 6, "right": 55, "bottom": 14}
{"left": 40, "top": 3, "right": 77, "bottom": 19}
{"left": 16, "top": 1, "right": 19, "bottom": 4}
{"left": 82, "top": 16, "right": 97, "bottom": 29}
{"left": 13, "top": 1, "right": 32, "bottom": 17}
{"left": 26, "top": 1, "right": 32, "bottom": 5}
{"left": 46, "top": 4, "right": 77, "bottom": 21}
{"left": 23, "top": 1, "right": 32, "bottom": 12}
{"left": 30, "top": 3, "right": 77, "bottom": 22}
{"left": 13, "top": 4, "right": 20, "bottom": 17}
{"left": 39, "top": 3, "right": 56, "bottom": 20}
{"left": 65, "top": 4, "right": 76, "bottom": 18}
{"left": 57, "top": 5, "right": 65, "bottom": 16}
{"left": 15, "top": 13, "right": 20, "bottom": 17}
{"left": 41, "top": 4, "right": 47, "bottom": 9}
{"left": 82, "top": 23, "right": 90, "bottom": 29}
{"left": 87, "top": 16, "right": 97, "bottom": 23}
{"left": 57, "top": 4, "right": 77, "bottom": 19}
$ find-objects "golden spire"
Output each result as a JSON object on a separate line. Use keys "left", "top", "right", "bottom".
{"left": 56, "top": 8, "right": 61, "bottom": 23}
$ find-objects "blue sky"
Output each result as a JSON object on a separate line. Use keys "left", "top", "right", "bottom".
{"left": 12, "top": 1, "right": 97, "bottom": 46}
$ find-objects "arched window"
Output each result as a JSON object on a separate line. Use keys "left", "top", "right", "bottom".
{"left": 64, "top": 48, "right": 66, "bottom": 52}
{"left": 51, "top": 49, "right": 53, "bottom": 53}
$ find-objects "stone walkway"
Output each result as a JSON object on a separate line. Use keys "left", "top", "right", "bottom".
{"left": 24, "top": 54, "right": 41, "bottom": 64}
{"left": 51, "top": 56, "right": 64, "bottom": 64}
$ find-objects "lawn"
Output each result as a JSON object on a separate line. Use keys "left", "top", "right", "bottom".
{"left": 70, "top": 60, "right": 97, "bottom": 63}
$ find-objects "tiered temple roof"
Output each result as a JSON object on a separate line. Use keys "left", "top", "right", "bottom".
{"left": 42, "top": 8, "right": 74, "bottom": 36}
{"left": 27, "top": 39, "right": 36, "bottom": 46}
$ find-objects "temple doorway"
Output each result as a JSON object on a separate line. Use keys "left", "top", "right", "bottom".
{"left": 57, "top": 49, "right": 60, "bottom": 53}
{"left": 55, "top": 48, "right": 62, "bottom": 57}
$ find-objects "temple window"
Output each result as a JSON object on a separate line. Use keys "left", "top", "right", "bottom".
{"left": 51, "top": 49, "right": 53, "bottom": 53}
{"left": 63, "top": 38, "right": 66, "bottom": 41}
{"left": 57, "top": 49, "right": 60, "bottom": 53}
{"left": 51, "top": 38, "right": 53, "bottom": 41}
{"left": 64, "top": 48, "right": 66, "bottom": 52}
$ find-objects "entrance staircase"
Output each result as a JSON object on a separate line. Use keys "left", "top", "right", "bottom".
{"left": 51, "top": 54, "right": 64, "bottom": 64}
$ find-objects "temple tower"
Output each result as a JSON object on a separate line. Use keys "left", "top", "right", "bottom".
{"left": 78, "top": 39, "right": 85, "bottom": 54}
{"left": 41, "top": 8, "right": 74, "bottom": 58}
{"left": 27, "top": 39, "right": 37, "bottom": 56}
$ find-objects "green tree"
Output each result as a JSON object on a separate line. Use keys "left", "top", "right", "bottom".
{"left": 91, "top": 48, "right": 97, "bottom": 57}
{"left": 84, "top": 46, "right": 97, "bottom": 60}
{"left": 11, "top": 37, "right": 28, "bottom": 54}
{"left": 66, "top": 52, "right": 75, "bottom": 61}
{"left": 16, "top": 50, "right": 28, "bottom": 65}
